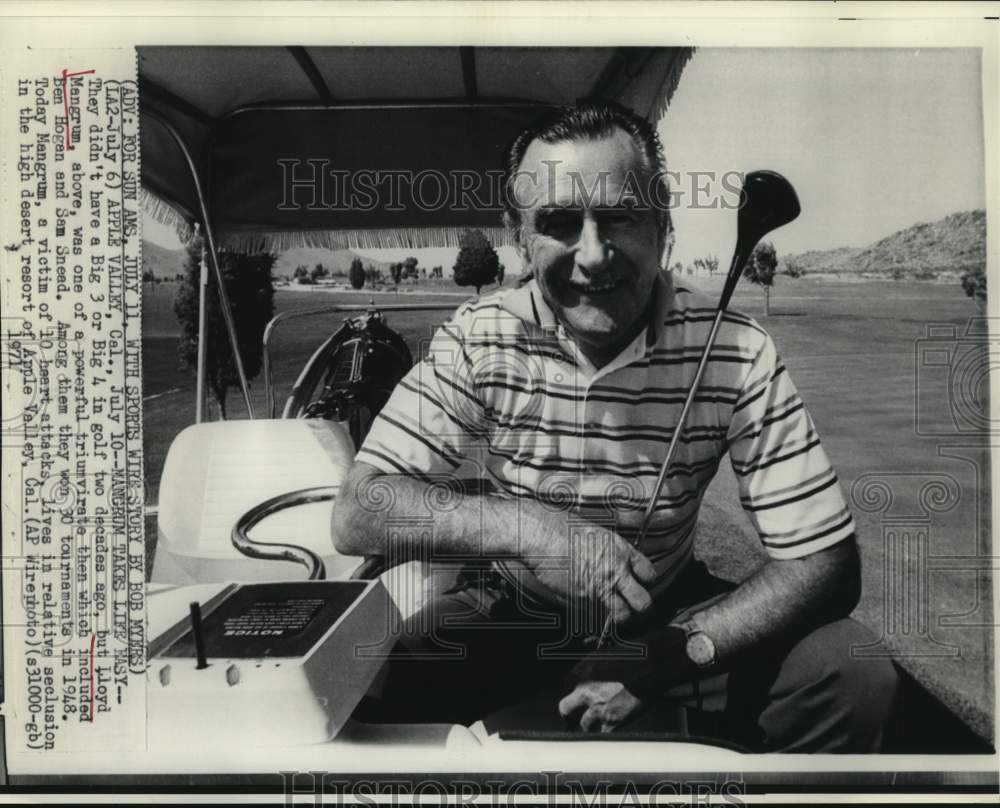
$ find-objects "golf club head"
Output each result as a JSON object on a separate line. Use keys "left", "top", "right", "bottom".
{"left": 720, "top": 170, "right": 801, "bottom": 309}
{"left": 737, "top": 170, "right": 801, "bottom": 241}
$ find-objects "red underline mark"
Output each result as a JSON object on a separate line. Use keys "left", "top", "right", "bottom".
{"left": 60, "top": 69, "right": 95, "bottom": 150}
{"left": 88, "top": 633, "right": 95, "bottom": 722}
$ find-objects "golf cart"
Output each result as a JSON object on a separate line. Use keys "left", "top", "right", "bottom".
{"left": 138, "top": 46, "right": 991, "bottom": 769}
{"left": 139, "top": 45, "right": 751, "bottom": 765}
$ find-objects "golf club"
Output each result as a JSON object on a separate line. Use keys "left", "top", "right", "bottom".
{"left": 593, "top": 169, "right": 801, "bottom": 649}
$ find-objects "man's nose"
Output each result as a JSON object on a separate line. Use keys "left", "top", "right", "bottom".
{"left": 574, "top": 218, "right": 611, "bottom": 275}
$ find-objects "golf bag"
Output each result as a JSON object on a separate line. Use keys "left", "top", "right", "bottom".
{"left": 282, "top": 311, "right": 413, "bottom": 450}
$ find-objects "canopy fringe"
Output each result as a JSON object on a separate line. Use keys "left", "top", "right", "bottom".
{"left": 218, "top": 226, "right": 515, "bottom": 254}
{"left": 140, "top": 187, "right": 194, "bottom": 244}
{"left": 648, "top": 47, "right": 696, "bottom": 123}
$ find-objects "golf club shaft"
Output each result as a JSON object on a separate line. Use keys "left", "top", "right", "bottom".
{"left": 592, "top": 251, "right": 743, "bottom": 650}
{"left": 635, "top": 309, "right": 725, "bottom": 543}
{"left": 592, "top": 309, "right": 726, "bottom": 649}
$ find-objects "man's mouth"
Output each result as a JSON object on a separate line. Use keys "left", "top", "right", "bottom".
{"left": 567, "top": 278, "right": 622, "bottom": 296}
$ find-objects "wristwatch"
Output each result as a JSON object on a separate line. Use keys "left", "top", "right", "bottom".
{"left": 677, "top": 622, "right": 717, "bottom": 669}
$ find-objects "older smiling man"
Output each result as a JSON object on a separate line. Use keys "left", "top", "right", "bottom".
{"left": 332, "top": 101, "right": 898, "bottom": 752}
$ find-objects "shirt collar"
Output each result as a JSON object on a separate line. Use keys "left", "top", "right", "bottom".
{"left": 647, "top": 269, "right": 676, "bottom": 349}
{"left": 499, "top": 279, "right": 558, "bottom": 330}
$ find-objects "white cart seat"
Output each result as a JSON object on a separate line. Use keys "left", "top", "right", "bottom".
{"left": 152, "top": 418, "right": 447, "bottom": 621}
{"left": 153, "top": 419, "right": 359, "bottom": 584}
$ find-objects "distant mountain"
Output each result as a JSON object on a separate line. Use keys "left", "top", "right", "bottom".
{"left": 141, "top": 240, "right": 187, "bottom": 279}
{"left": 274, "top": 247, "right": 393, "bottom": 278}
{"left": 783, "top": 245, "right": 862, "bottom": 274}
{"left": 785, "top": 210, "right": 986, "bottom": 277}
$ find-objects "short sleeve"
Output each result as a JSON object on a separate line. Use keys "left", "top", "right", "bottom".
{"left": 354, "top": 314, "right": 488, "bottom": 480}
{"left": 727, "top": 332, "right": 855, "bottom": 559}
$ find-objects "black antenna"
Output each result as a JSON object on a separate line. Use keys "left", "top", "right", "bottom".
{"left": 189, "top": 602, "right": 208, "bottom": 669}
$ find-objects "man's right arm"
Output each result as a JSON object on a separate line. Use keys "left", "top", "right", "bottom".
{"left": 332, "top": 460, "right": 537, "bottom": 559}
{"left": 331, "top": 460, "right": 657, "bottom": 624}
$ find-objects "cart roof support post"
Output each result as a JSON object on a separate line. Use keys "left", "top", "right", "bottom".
{"left": 144, "top": 110, "right": 256, "bottom": 418}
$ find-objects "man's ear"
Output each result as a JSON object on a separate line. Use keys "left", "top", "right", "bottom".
{"left": 516, "top": 237, "right": 530, "bottom": 268}
{"left": 505, "top": 212, "right": 530, "bottom": 266}
{"left": 660, "top": 226, "right": 675, "bottom": 269}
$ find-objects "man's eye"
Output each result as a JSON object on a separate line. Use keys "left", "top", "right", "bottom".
{"left": 599, "top": 208, "right": 640, "bottom": 227}
{"left": 539, "top": 211, "right": 581, "bottom": 237}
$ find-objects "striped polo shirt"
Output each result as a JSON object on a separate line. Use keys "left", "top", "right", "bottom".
{"left": 355, "top": 270, "right": 855, "bottom": 592}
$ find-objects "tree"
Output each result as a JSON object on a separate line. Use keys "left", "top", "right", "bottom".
{"left": 453, "top": 229, "right": 500, "bottom": 294}
{"left": 743, "top": 241, "right": 778, "bottom": 316}
{"left": 349, "top": 257, "right": 365, "bottom": 289}
{"left": 389, "top": 262, "right": 402, "bottom": 285}
{"left": 693, "top": 254, "right": 719, "bottom": 277}
{"left": 961, "top": 266, "right": 987, "bottom": 311}
{"left": 402, "top": 256, "right": 419, "bottom": 280}
{"left": 293, "top": 265, "right": 311, "bottom": 284}
{"left": 175, "top": 238, "right": 275, "bottom": 418}
{"left": 783, "top": 258, "right": 804, "bottom": 278}
{"left": 310, "top": 263, "right": 328, "bottom": 283}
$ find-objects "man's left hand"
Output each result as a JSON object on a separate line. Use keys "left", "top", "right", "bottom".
{"left": 565, "top": 625, "right": 696, "bottom": 702}
{"left": 558, "top": 681, "right": 643, "bottom": 733}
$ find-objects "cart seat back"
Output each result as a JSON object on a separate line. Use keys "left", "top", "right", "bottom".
{"left": 152, "top": 418, "right": 359, "bottom": 584}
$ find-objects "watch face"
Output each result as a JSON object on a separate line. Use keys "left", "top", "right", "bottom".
{"left": 686, "top": 631, "right": 716, "bottom": 667}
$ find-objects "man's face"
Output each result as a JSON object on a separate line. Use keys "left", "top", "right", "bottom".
{"left": 513, "top": 129, "right": 664, "bottom": 366}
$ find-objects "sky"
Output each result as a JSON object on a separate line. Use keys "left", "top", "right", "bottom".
{"left": 143, "top": 48, "right": 985, "bottom": 272}
{"left": 659, "top": 48, "right": 985, "bottom": 267}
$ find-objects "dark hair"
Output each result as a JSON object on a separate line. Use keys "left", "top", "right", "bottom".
{"left": 502, "top": 100, "right": 673, "bottom": 250}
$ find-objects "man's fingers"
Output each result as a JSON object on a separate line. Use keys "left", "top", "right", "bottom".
{"left": 629, "top": 551, "right": 658, "bottom": 584}
{"left": 558, "top": 687, "right": 589, "bottom": 719}
{"left": 608, "top": 592, "right": 632, "bottom": 625}
{"left": 616, "top": 572, "right": 652, "bottom": 616}
{"left": 579, "top": 704, "right": 605, "bottom": 733}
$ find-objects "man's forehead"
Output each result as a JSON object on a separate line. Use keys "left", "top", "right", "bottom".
{"left": 514, "top": 130, "right": 650, "bottom": 209}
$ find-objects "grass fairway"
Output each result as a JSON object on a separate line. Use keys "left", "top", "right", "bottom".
{"left": 143, "top": 276, "right": 993, "bottom": 739}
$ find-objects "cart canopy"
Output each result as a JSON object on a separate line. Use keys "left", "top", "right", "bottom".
{"left": 139, "top": 46, "right": 692, "bottom": 251}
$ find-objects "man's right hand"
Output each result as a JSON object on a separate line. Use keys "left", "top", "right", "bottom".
{"left": 335, "top": 465, "right": 657, "bottom": 626}
{"left": 521, "top": 524, "right": 657, "bottom": 626}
